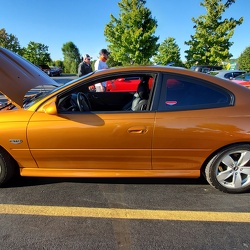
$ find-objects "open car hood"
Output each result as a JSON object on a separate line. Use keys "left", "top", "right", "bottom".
{"left": 0, "top": 47, "right": 57, "bottom": 108}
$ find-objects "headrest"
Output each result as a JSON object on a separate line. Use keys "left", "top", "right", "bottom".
{"left": 137, "top": 81, "right": 149, "bottom": 99}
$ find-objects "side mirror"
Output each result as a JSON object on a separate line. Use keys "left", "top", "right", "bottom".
{"left": 43, "top": 101, "right": 58, "bottom": 115}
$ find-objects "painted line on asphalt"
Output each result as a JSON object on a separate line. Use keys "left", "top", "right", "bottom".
{"left": 0, "top": 204, "right": 250, "bottom": 222}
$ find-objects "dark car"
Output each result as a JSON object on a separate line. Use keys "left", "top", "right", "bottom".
{"left": 50, "top": 66, "right": 62, "bottom": 76}
{"left": 191, "top": 65, "right": 223, "bottom": 73}
{"left": 39, "top": 65, "right": 61, "bottom": 76}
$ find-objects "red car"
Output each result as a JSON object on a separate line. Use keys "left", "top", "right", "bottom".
{"left": 232, "top": 73, "right": 250, "bottom": 88}
{"left": 106, "top": 77, "right": 153, "bottom": 92}
{"left": 231, "top": 79, "right": 250, "bottom": 88}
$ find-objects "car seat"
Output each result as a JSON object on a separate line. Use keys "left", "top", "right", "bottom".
{"left": 122, "top": 76, "right": 150, "bottom": 111}
{"left": 131, "top": 77, "right": 150, "bottom": 111}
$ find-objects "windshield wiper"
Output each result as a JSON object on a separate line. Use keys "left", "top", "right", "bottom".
{"left": 23, "top": 92, "right": 44, "bottom": 107}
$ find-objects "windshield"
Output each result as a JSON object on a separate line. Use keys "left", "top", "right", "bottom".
{"left": 23, "top": 84, "right": 58, "bottom": 109}
{"left": 235, "top": 74, "right": 250, "bottom": 81}
{"left": 23, "top": 72, "right": 95, "bottom": 109}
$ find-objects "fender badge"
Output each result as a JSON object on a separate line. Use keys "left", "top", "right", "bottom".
{"left": 9, "top": 139, "right": 23, "bottom": 144}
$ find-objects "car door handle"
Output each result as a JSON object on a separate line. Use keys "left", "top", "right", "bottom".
{"left": 128, "top": 126, "right": 148, "bottom": 134}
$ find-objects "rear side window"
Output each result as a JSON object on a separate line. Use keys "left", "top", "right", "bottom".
{"left": 157, "top": 74, "right": 233, "bottom": 111}
{"left": 224, "top": 73, "right": 233, "bottom": 79}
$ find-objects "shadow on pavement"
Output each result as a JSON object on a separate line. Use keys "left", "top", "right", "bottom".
{"left": 3, "top": 175, "right": 208, "bottom": 188}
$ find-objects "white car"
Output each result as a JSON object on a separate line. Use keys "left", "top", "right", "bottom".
{"left": 208, "top": 70, "right": 246, "bottom": 80}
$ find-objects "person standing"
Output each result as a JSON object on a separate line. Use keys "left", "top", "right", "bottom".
{"left": 94, "top": 49, "right": 110, "bottom": 92}
{"left": 77, "top": 54, "right": 93, "bottom": 77}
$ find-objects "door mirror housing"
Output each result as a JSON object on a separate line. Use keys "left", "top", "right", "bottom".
{"left": 43, "top": 101, "right": 58, "bottom": 115}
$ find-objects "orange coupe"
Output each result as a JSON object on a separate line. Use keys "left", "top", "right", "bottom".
{"left": 1, "top": 47, "right": 250, "bottom": 193}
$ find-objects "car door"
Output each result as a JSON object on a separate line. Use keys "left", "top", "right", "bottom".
{"left": 152, "top": 74, "right": 233, "bottom": 172}
{"left": 27, "top": 110, "right": 154, "bottom": 170}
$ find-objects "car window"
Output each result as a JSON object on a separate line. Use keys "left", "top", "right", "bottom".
{"left": 224, "top": 73, "right": 233, "bottom": 79}
{"left": 208, "top": 71, "right": 219, "bottom": 76}
{"left": 157, "top": 74, "right": 233, "bottom": 111}
{"left": 235, "top": 74, "right": 250, "bottom": 81}
{"left": 57, "top": 74, "right": 155, "bottom": 113}
{"left": 233, "top": 72, "right": 245, "bottom": 78}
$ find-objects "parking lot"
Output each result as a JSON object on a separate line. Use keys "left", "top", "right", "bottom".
{"left": 1, "top": 176, "right": 250, "bottom": 249}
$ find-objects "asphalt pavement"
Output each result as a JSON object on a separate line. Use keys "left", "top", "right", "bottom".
{"left": 0, "top": 177, "right": 250, "bottom": 250}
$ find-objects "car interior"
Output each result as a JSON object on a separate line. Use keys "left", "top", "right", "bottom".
{"left": 57, "top": 74, "right": 155, "bottom": 113}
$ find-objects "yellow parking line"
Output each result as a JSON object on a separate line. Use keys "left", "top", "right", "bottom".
{"left": 0, "top": 204, "right": 250, "bottom": 222}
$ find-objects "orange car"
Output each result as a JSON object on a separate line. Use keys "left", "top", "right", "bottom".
{"left": 1, "top": 47, "right": 250, "bottom": 193}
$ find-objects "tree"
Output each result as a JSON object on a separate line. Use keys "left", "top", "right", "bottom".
{"left": 238, "top": 46, "right": 250, "bottom": 72}
{"left": 22, "top": 42, "right": 51, "bottom": 65}
{"left": 0, "top": 28, "right": 23, "bottom": 54}
{"left": 104, "top": 0, "right": 159, "bottom": 66}
{"left": 153, "top": 37, "right": 183, "bottom": 66}
{"left": 105, "top": 54, "right": 123, "bottom": 68}
{"left": 62, "top": 42, "right": 81, "bottom": 73}
{"left": 185, "top": 0, "right": 243, "bottom": 67}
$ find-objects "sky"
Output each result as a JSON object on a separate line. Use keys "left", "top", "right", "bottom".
{"left": 1, "top": 0, "right": 249, "bottom": 62}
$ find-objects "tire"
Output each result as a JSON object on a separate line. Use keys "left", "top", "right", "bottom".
{"left": 0, "top": 149, "right": 18, "bottom": 186}
{"left": 205, "top": 144, "right": 250, "bottom": 193}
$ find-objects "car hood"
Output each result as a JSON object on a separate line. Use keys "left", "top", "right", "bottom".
{"left": 0, "top": 47, "right": 57, "bottom": 108}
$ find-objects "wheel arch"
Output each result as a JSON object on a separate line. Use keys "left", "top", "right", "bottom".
{"left": 200, "top": 142, "right": 250, "bottom": 176}
{"left": 0, "top": 146, "right": 20, "bottom": 173}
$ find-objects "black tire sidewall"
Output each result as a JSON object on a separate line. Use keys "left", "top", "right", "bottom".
{"left": 0, "top": 150, "right": 17, "bottom": 186}
{"left": 0, "top": 153, "right": 8, "bottom": 185}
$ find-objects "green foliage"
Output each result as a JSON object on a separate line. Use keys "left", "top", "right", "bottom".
{"left": 1, "top": 1, "right": 245, "bottom": 70}
{"left": 238, "top": 46, "right": 250, "bottom": 72}
{"left": 104, "top": 0, "right": 159, "bottom": 66}
{"left": 53, "top": 60, "right": 63, "bottom": 67}
{"left": 62, "top": 42, "right": 81, "bottom": 73}
{"left": 0, "top": 28, "right": 23, "bottom": 55}
{"left": 22, "top": 42, "right": 51, "bottom": 65}
{"left": 185, "top": 0, "right": 243, "bottom": 67}
{"left": 106, "top": 54, "right": 123, "bottom": 68}
{"left": 90, "top": 60, "right": 96, "bottom": 71}
{"left": 153, "top": 37, "right": 183, "bottom": 66}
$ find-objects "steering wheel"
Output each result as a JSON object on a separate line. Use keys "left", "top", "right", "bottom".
{"left": 76, "top": 92, "right": 91, "bottom": 111}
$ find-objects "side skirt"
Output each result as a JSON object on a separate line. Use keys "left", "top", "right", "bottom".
{"left": 20, "top": 168, "right": 200, "bottom": 178}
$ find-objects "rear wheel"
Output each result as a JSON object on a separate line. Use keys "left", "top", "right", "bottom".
{"left": 205, "top": 144, "right": 250, "bottom": 193}
{"left": 0, "top": 149, "right": 18, "bottom": 186}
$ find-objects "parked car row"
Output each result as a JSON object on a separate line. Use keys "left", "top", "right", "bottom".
{"left": 208, "top": 70, "right": 250, "bottom": 88}
{"left": 208, "top": 69, "right": 246, "bottom": 79}
{"left": 190, "top": 65, "right": 250, "bottom": 88}
{"left": 190, "top": 65, "right": 223, "bottom": 73}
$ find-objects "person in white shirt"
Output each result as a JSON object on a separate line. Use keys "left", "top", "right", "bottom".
{"left": 94, "top": 49, "right": 110, "bottom": 92}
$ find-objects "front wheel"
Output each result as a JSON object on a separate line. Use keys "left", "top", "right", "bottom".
{"left": 0, "top": 149, "right": 18, "bottom": 186}
{"left": 205, "top": 144, "right": 250, "bottom": 193}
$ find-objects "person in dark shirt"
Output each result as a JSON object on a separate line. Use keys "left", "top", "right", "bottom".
{"left": 77, "top": 54, "right": 93, "bottom": 77}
